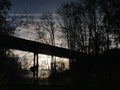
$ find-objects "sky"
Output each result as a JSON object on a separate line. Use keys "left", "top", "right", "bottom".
{"left": 9, "top": 0, "right": 80, "bottom": 14}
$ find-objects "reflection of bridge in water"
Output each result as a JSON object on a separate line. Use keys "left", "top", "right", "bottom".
{"left": 0, "top": 33, "right": 84, "bottom": 85}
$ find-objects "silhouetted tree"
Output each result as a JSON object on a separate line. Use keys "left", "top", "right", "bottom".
{"left": 36, "top": 12, "right": 56, "bottom": 45}
{"left": 57, "top": 1, "right": 87, "bottom": 68}
{"left": 57, "top": 0, "right": 120, "bottom": 55}
{"left": 36, "top": 12, "right": 57, "bottom": 74}
{"left": 57, "top": 2, "right": 80, "bottom": 51}
{"left": 0, "top": 0, "right": 15, "bottom": 34}
{"left": 84, "top": 0, "right": 108, "bottom": 54}
{"left": 99, "top": 0, "right": 120, "bottom": 49}
{"left": 0, "top": 0, "right": 16, "bottom": 55}
{"left": 0, "top": 0, "right": 26, "bottom": 89}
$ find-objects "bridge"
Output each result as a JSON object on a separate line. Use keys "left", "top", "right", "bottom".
{"left": 0, "top": 33, "right": 85, "bottom": 84}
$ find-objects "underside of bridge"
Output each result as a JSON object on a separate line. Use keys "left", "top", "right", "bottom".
{"left": 0, "top": 33, "right": 86, "bottom": 85}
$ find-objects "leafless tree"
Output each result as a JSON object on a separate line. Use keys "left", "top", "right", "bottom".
{"left": 35, "top": 12, "right": 57, "bottom": 74}
{"left": 57, "top": 0, "right": 120, "bottom": 55}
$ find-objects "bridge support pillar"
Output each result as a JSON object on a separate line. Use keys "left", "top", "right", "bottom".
{"left": 33, "top": 52, "right": 39, "bottom": 85}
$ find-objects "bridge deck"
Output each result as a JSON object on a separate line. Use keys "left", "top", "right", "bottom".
{"left": 0, "top": 33, "right": 85, "bottom": 59}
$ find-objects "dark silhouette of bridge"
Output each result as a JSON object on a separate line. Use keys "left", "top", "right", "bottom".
{"left": 0, "top": 33, "right": 85, "bottom": 85}
{"left": 0, "top": 33, "right": 85, "bottom": 59}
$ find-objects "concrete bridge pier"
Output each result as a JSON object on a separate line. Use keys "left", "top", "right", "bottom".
{"left": 33, "top": 52, "right": 39, "bottom": 85}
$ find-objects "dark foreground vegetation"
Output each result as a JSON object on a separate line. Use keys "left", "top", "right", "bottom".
{"left": 48, "top": 49, "right": 120, "bottom": 90}
{"left": 0, "top": 49, "right": 120, "bottom": 90}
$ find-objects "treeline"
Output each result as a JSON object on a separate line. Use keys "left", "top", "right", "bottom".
{"left": 57, "top": 0, "right": 120, "bottom": 54}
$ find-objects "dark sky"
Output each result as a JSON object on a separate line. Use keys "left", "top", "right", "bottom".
{"left": 9, "top": 0, "right": 80, "bottom": 14}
